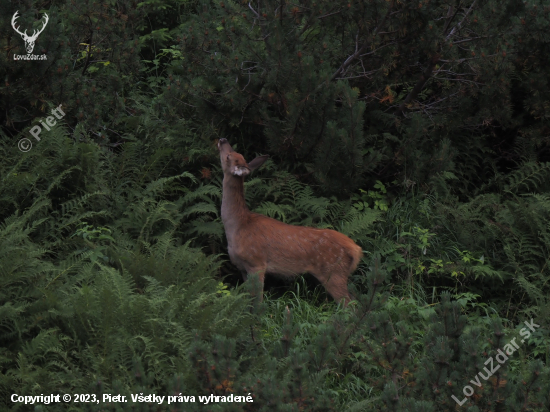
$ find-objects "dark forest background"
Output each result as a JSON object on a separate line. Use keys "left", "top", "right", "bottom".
{"left": 1, "top": 0, "right": 550, "bottom": 410}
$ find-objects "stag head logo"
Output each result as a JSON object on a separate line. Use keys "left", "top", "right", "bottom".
{"left": 11, "top": 11, "right": 49, "bottom": 54}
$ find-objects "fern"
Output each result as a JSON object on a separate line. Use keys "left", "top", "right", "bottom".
{"left": 339, "top": 207, "right": 382, "bottom": 239}
{"left": 505, "top": 162, "right": 550, "bottom": 194}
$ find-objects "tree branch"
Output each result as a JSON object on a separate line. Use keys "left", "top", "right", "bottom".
{"left": 395, "top": 0, "right": 479, "bottom": 116}
{"left": 328, "top": 1, "right": 394, "bottom": 82}
{"left": 442, "top": 4, "right": 460, "bottom": 36}
{"left": 445, "top": 0, "right": 479, "bottom": 41}
{"left": 394, "top": 53, "right": 440, "bottom": 116}
{"left": 81, "top": 30, "right": 94, "bottom": 75}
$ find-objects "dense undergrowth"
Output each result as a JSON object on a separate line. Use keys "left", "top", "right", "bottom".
{"left": 2, "top": 121, "right": 550, "bottom": 411}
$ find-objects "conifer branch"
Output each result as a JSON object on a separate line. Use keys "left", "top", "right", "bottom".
{"left": 81, "top": 27, "right": 94, "bottom": 75}
{"left": 328, "top": 1, "right": 394, "bottom": 82}
{"left": 248, "top": 2, "right": 261, "bottom": 20}
{"left": 394, "top": 53, "right": 440, "bottom": 116}
{"left": 445, "top": 0, "right": 479, "bottom": 41}
{"left": 442, "top": 4, "right": 460, "bottom": 36}
{"left": 395, "top": 0, "right": 479, "bottom": 116}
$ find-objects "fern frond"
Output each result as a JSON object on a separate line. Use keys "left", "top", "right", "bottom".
{"left": 505, "top": 162, "right": 550, "bottom": 194}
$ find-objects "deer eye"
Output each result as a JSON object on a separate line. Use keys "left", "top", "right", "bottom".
{"left": 227, "top": 154, "right": 230, "bottom": 160}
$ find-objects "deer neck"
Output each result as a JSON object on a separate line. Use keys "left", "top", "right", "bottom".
{"left": 221, "top": 174, "right": 250, "bottom": 241}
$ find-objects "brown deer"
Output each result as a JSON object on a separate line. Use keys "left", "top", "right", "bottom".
{"left": 218, "top": 138, "right": 362, "bottom": 306}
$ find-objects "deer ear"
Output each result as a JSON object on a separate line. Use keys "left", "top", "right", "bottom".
{"left": 248, "top": 155, "right": 269, "bottom": 172}
{"left": 231, "top": 166, "right": 250, "bottom": 177}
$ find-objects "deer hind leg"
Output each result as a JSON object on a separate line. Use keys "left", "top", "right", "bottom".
{"left": 321, "top": 272, "right": 352, "bottom": 307}
{"left": 244, "top": 266, "right": 266, "bottom": 302}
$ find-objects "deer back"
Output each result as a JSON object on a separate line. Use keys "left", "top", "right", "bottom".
{"left": 229, "top": 212, "right": 362, "bottom": 281}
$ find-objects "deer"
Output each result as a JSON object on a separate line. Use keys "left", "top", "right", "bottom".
{"left": 218, "top": 138, "right": 362, "bottom": 307}
{"left": 11, "top": 11, "right": 49, "bottom": 54}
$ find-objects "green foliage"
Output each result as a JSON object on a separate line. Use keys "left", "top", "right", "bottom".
{"left": 0, "top": 124, "right": 253, "bottom": 410}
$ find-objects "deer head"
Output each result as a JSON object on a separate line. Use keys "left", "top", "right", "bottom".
{"left": 12, "top": 11, "right": 49, "bottom": 54}
{"left": 218, "top": 138, "right": 269, "bottom": 177}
